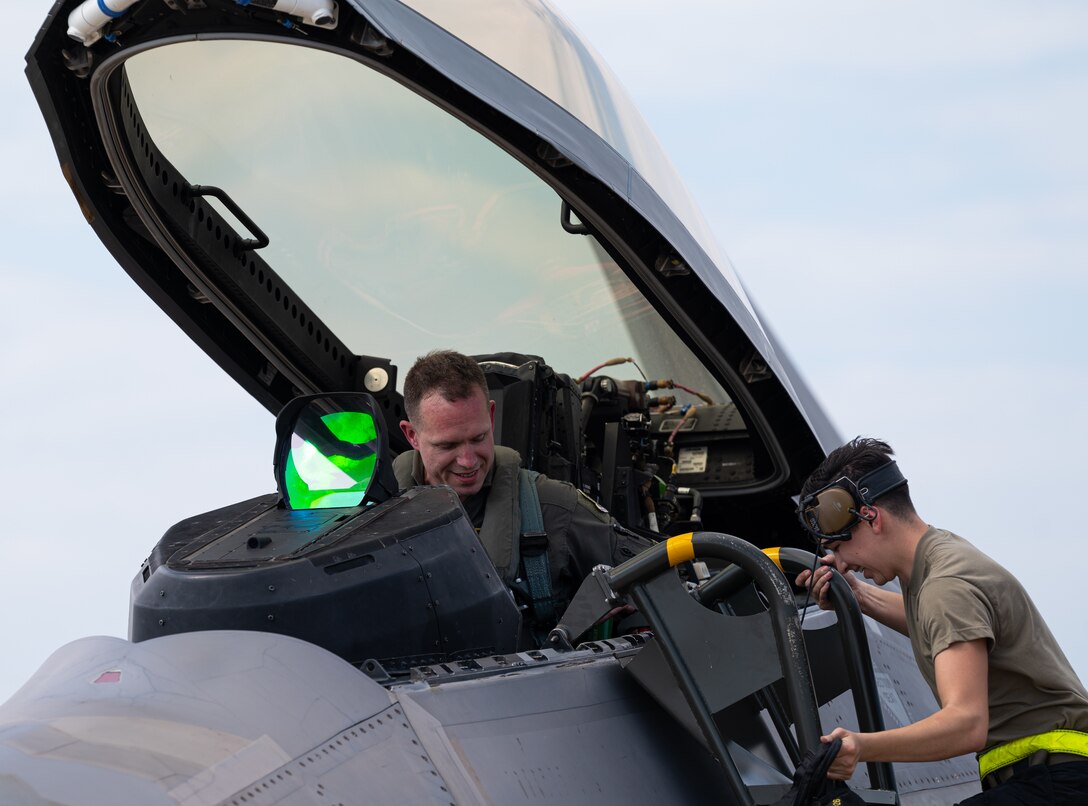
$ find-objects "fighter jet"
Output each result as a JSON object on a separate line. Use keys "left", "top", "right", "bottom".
{"left": 5, "top": 0, "right": 981, "bottom": 802}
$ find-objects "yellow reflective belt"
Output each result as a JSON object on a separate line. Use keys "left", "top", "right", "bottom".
{"left": 978, "top": 729, "right": 1088, "bottom": 778}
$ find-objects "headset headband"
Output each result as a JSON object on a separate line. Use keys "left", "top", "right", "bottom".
{"left": 853, "top": 460, "right": 908, "bottom": 506}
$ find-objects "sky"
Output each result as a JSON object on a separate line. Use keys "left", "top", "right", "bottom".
{"left": 1, "top": 0, "right": 1086, "bottom": 705}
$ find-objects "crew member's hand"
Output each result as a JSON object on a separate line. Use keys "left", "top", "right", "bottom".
{"left": 822, "top": 727, "right": 862, "bottom": 779}
{"left": 795, "top": 554, "right": 842, "bottom": 610}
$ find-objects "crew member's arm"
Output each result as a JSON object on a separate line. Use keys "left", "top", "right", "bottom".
{"left": 796, "top": 556, "right": 908, "bottom": 635}
{"left": 822, "top": 639, "right": 989, "bottom": 778}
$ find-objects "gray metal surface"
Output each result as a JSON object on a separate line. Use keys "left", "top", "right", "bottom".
{"left": 0, "top": 632, "right": 400, "bottom": 805}
{"left": 395, "top": 654, "right": 761, "bottom": 804}
{"left": 0, "top": 611, "right": 979, "bottom": 804}
{"left": 0, "top": 633, "right": 793, "bottom": 805}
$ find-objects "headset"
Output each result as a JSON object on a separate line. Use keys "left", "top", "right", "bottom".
{"left": 797, "top": 460, "right": 907, "bottom": 544}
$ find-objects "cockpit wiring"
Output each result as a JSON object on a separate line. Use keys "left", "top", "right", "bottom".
{"left": 577, "top": 356, "right": 647, "bottom": 383}
{"left": 578, "top": 358, "right": 713, "bottom": 410}
{"left": 667, "top": 404, "right": 696, "bottom": 445}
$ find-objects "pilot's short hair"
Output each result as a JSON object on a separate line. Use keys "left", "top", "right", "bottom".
{"left": 403, "top": 350, "right": 488, "bottom": 423}
{"left": 801, "top": 437, "right": 915, "bottom": 519}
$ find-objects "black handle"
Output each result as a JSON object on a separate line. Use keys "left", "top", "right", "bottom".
{"left": 189, "top": 184, "right": 269, "bottom": 250}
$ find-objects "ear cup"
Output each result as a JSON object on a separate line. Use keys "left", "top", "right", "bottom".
{"left": 814, "top": 487, "right": 859, "bottom": 534}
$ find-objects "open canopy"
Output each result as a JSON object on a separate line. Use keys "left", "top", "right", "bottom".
{"left": 26, "top": 0, "right": 839, "bottom": 515}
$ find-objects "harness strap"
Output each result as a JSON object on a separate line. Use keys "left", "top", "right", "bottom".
{"left": 517, "top": 469, "right": 555, "bottom": 627}
{"left": 978, "top": 729, "right": 1088, "bottom": 778}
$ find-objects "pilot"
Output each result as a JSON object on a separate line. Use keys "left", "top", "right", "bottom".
{"left": 394, "top": 349, "right": 651, "bottom": 647}
{"left": 795, "top": 437, "right": 1088, "bottom": 803}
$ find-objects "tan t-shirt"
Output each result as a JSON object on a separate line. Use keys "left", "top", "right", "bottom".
{"left": 902, "top": 527, "right": 1088, "bottom": 751}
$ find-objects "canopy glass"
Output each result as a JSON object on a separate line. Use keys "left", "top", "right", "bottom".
{"left": 124, "top": 39, "right": 728, "bottom": 402}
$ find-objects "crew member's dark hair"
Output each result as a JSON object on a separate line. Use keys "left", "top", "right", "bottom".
{"left": 403, "top": 350, "right": 488, "bottom": 423}
{"left": 801, "top": 437, "right": 915, "bottom": 519}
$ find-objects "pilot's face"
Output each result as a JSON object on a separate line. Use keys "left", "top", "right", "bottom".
{"left": 401, "top": 387, "right": 495, "bottom": 499}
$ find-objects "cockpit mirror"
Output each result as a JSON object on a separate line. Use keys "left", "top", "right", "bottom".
{"left": 273, "top": 393, "right": 395, "bottom": 510}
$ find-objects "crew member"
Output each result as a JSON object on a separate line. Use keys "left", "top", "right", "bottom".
{"left": 395, "top": 350, "right": 650, "bottom": 646}
{"left": 796, "top": 437, "right": 1088, "bottom": 804}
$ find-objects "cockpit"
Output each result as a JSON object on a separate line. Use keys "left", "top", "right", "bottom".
{"left": 58, "top": 14, "right": 833, "bottom": 668}
{"left": 17, "top": 0, "right": 845, "bottom": 661}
